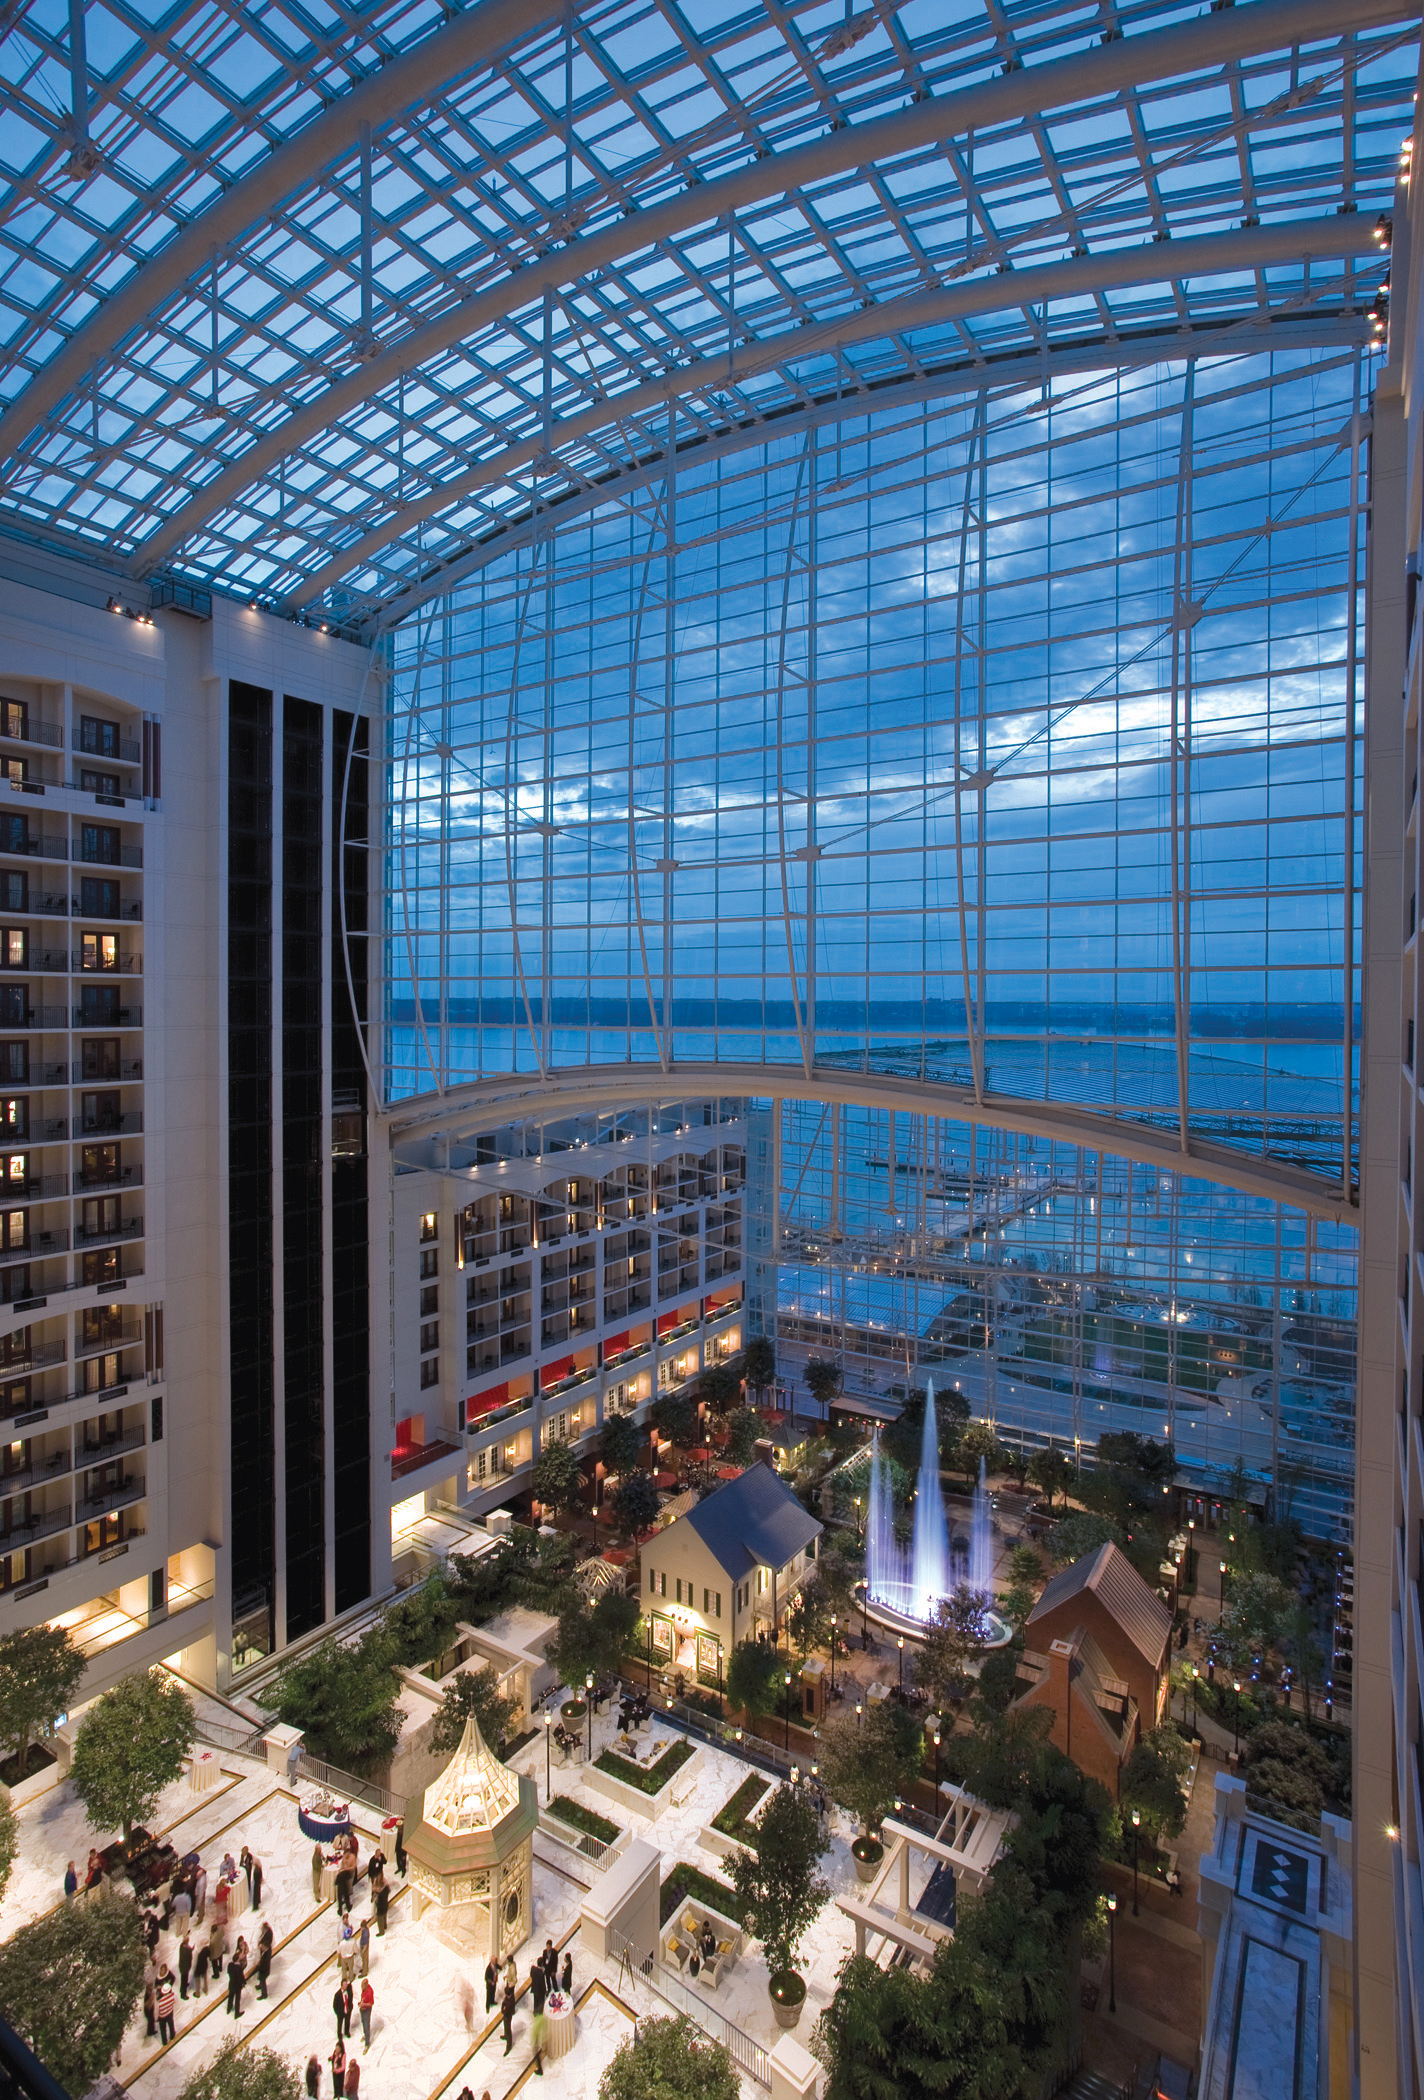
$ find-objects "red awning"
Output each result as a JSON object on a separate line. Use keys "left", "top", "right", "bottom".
{"left": 603, "top": 1332, "right": 629, "bottom": 1359}
{"left": 541, "top": 1355, "right": 574, "bottom": 1388}
{"left": 465, "top": 1383, "right": 508, "bottom": 1420}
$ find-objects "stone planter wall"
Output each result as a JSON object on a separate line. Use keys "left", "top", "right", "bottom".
{"left": 2, "top": 1749, "right": 61, "bottom": 1810}
{"left": 585, "top": 1745, "right": 704, "bottom": 1824}
{"left": 698, "top": 1824, "right": 755, "bottom": 1866}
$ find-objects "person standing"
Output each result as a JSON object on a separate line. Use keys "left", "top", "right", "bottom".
{"left": 239, "top": 1847, "right": 253, "bottom": 1910}
{"left": 357, "top": 1917, "right": 370, "bottom": 1977}
{"left": 155, "top": 1969, "right": 176, "bottom": 2045}
{"left": 392, "top": 1818, "right": 406, "bottom": 1877}
{"left": 143, "top": 1958, "right": 157, "bottom": 2038}
{"left": 177, "top": 1934, "right": 193, "bottom": 2001}
{"left": 191, "top": 1938, "right": 211, "bottom": 1999}
{"left": 256, "top": 1922, "right": 273, "bottom": 1999}
{"left": 374, "top": 1882, "right": 389, "bottom": 1938}
{"left": 208, "top": 1917, "right": 226, "bottom": 1975}
{"left": 500, "top": 1978, "right": 515, "bottom": 2056}
{"left": 171, "top": 1885, "right": 192, "bottom": 1936}
{"left": 225, "top": 1952, "right": 245, "bottom": 2019}
{"left": 335, "top": 1860, "right": 353, "bottom": 1917}
{"left": 344, "top": 2058, "right": 360, "bottom": 2100}
{"left": 484, "top": 1959, "right": 498, "bottom": 2013}
{"left": 250, "top": 1852, "right": 264, "bottom": 1910}
{"left": 456, "top": 1978, "right": 474, "bottom": 2034}
{"left": 330, "top": 2040, "right": 346, "bottom": 2099}
{"left": 503, "top": 1955, "right": 517, "bottom": 1998}
{"left": 332, "top": 1984, "right": 348, "bottom": 2044}
{"left": 63, "top": 1861, "right": 77, "bottom": 1904}
{"left": 312, "top": 1843, "right": 325, "bottom": 1902}
{"left": 305, "top": 2057, "right": 321, "bottom": 2100}
{"left": 529, "top": 1962, "right": 547, "bottom": 2019}
{"left": 194, "top": 1863, "right": 207, "bottom": 1924}
{"left": 338, "top": 1920, "right": 357, "bottom": 1988}
{"left": 560, "top": 1950, "right": 572, "bottom": 1996}
{"left": 341, "top": 1982, "right": 355, "bottom": 2040}
{"left": 359, "top": 1978, "right": 374, "bottom": 2051}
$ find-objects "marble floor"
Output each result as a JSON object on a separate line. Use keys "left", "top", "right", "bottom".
{"left": 0, "top": 1704, "right": 866, "bottom": 2100}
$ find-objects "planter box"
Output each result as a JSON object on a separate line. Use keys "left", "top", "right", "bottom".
{"left": 698, "top": 1824, "right": 756, "bottom": 1865}
{"left": 0, "top": 1745, "right": 61, "bottom": 1810}
{"left": 588, "top": 1745, "right": 704, "bottom": 1824}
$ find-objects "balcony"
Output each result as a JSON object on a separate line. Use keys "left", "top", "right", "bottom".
{"left": 76, "top": 1424, "right": 145, "bottom": 1465}
{"left": 76, "top": 1167, "right": 143, "bottom": 1194}
{"left": 3, "top": 837, "right": 70, "bottom": 862}
{"left": 74, "top": 952, "right": 142, "bottom": 974}
{"left": 466, "top": 1393, "right": 533, "bottom": 1433}
{"left": 0, "top": 949, "right": 69, "bottom": 973}
{"left": 78, "top": 733, "right": 140, "bottom": 765}
{"left": 0, "top": 717, "right": 62, "bottom": 751}
{"left": 76, "top": 1110, "right": 143, "bottom": 1137}
{"left": 0, "top": 1337, "right": 65, "bottom": 1373}
{"left": 72, "top": 1006, "right": 142, "bottom": 1028}
{"left": 72, "top": 897, "right": 141, "bottom": 922}
{"left": 7, "top": 1008, "right": 69, "bottom": 1030}
{"left": 74, "top": 1217, "right": 143, "bottom": 1248}
{"left": 3, "top": 1176, "right": 68, "bottom": 1203}
{"left": 77, "top": 1473, "right": 145, "bottom": 1519}
{"left": 391, "top": 1438, "right": 460, "bottom": 1482}
{"left": 72, "top": 1060, "right": 142, "bottom": 1083}
{"left": 77, "top": 843, "right": 141, "bottom": 869}
{"left": 75, "top": 1323, "right": 141, "bottom": 1359}
{"left": 0, "top": 1503, "right": 72, "bottom": 1547}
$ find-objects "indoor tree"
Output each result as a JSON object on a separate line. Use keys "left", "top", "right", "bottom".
{"left": 270, "top": 1626, "right": 403, "bottom": 1774}
{"left": 956, "top": 1419, "right": 1005, "bottom": 1488}
{"left": 725, "top": 1638, "right": 787, "bottom": 1721}
{"left": 598, "top": 1411, "right": 643, "bottom": 1480}
{"left": 651, "top": 1390, "right": 699, "bottom": 1450}
{"left": 0, "top": 1623, "right": 86, "bottom": 1783}
{"left": 741, "top": 1335, "right": 777, "bottom": 1409}
{"left": 0, "top": 1893, "right": 144, "bottom": 2093}
{"left": 724, "top": 1408, "right": 761, "bottom": 1468}
{"left": 1028, "top": 1448, "right": 1071, "bottom": 1512}
{"left": 1118, "top": 1726, "right": 1192, "bottom": 1847}
{"left": 697, "top": 1360, "right": 742, "bottom": 1416}
{"left": 69, "top": 1670, "right": 194, "bottom": 1845}
{"left": 180, "top": 2048, "right": 304, "bottom": 2100}
{"left": 599, "top": 2013, "right": 738, "bottom": 2100}
{"left": 803, "top": 1357, "right": 842, "bottom": 1420}
{"left": 818, "top": 1700, "right": 924, "bottom": 1869}
{"left": 429, "top": 1663, "right": 520, "bottom": 1757}
{"left": 1047, "top": 1509, "right": 1122, "bottom": 1566}
{"left": 613, "top": 1469, "right": 660, "bottom": 1538}
{"left": 727, "top": 1782, "right": 829, "bottom": 2022}
{"left": 531, "top": 1437, "right": 585, "bottom": 1517}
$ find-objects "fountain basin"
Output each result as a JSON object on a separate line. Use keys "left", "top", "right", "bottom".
{"left": 859, "top": 1591, "right": 1014, "bottom": 1649}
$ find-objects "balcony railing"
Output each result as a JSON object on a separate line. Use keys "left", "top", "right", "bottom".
{"left": 466, "top": 1394, "right": 532, "bottom": 1433}
{"left": 72, "top": 1059, "right": 142, "bottom": 1083}
{"left": 0, "top": 1337, "right": 65, "bottom": 1374}
{"left": 78, "top": 733, "right": 140, "bottom": 764}
{"left": 77, "top": 1474, "right": 144, "bottom": 1519}
{"left": 6, "top": 1008, "right": 69, "bottom": 1030}
{"left": 0, "top": 718, "right": 63, "bottom": 752}
{"left": 74, "top": 952, "right": 142, "bottom": 974}
{"left": 76, "top": 1423, "right": 144, "bottom": 1465}
{"left": 74, "top": 1323, "right": 140, "bottom": 1360}
{"left": 73, "top": 1217, "right": 143, "bottom": 1248}
{"left": 0, "top": 949, "right": 68, "bottom": 973}
{"left": 77, "top": 843, "right": 141, "bottom": 869}
{"left": 0, "top": 1503, "right": 72, "bottom": 1547}
{"left": 391, "top": 1438, "right": 460, "bottom": 1482}
{"left": 76, "top": 1111, "right": 143, "bottom": 1136}
{"left": 73, "top": 1005, "right": 142, "bottom": 1028}
{"left": 76, "top": 1166, "right": 143, "bottom": 1193}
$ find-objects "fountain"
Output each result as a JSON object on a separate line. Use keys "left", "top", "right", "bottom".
{"left": 862, "top": 1382, "right": 1011, "bottom": 1644}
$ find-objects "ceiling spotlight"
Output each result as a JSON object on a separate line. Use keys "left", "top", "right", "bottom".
{"left": 1375, "top": 214, "right": 1393, "bottom": 244}
{"left": 106, "top": 597, "right": 121, "bottom": 614}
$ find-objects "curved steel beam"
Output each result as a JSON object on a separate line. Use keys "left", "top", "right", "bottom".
{"left": 0, "top": 0, "right": 563, "bottom": 471}
{"left": 292, "top": 221, "right": 1377, "bottom": 611}
{"left": 379, "top": 1062, "right": 1358, "bottom": 1222}
{"left": 124, "top": 0, "right": 1406, "bottom": 575}
{"left": 363, "top": 311, "right": 1369, "bottom": 630}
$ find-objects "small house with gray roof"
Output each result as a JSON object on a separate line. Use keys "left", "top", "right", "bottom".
{"left": 1022, "top": 1539, "right": 1173, "bottom": 1737}
{"left": 640, "top": 1460, "right": 822, "bottom": 1684}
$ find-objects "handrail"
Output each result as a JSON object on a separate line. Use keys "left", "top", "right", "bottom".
{"left": 606, "top": 1926, "right": 769, "bottom": 2088}
{"left": 294, "top": 1751, "right": 398, "bottom": 1817}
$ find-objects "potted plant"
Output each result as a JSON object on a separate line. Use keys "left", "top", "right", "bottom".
{"left": 727, "top": 1784, "right": 829, "bottom": 2031}
{"left": 817, "top": 1701, "right": 923, "bottom": 1883}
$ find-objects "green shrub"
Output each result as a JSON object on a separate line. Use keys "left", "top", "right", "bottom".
{"left": 660, "top": 1863, "right": 743, "bottom": 1926}
{"left": 595, "top": 1738, "right": 694, "bottom": 1795}
{"left": 546, "top": 1795, "right": 621, "bottom": 1845}
{"left": 711, "top": 1774, "right": 771, "bottom": 1841}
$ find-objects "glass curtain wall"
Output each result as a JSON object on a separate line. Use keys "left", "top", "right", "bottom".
{"left": 388, "top": 347, "right": 1365, "bottom": 1193}
{"left": 757, "top": 1099, "right": 1355, "bottom": 1540}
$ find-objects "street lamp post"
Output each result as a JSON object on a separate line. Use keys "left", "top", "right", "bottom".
{"left": 585, "top": 1673, "right": 594, "bottom": 1765}
{"left": 1191, "top": 1666, "right": 1199, "bottom": 1734}
{"left": 856, "top": 1701, "right": 863, "bottom": 1728}
{"left": 718, "top": 1644, "right": 724, "bottom": 1720}
{"left": 933, "top": 1729, "right": 941, "bottom": 1796}
{"left": 829, "top": 1614, "right": 837, "bottom": 1699}
{"left": 1131, "top": 1807, "right": 1141, "bottom": 1916}
{"left": 784, "top": 1670, "right": 792, "bottom": 1754}
{"left": 544, "top": 1711, "right": 553, "bottom": 1803}
{"left": 1233, "top": 1679, "right": 1242, "bottom": 1755}
{"left": 897, "top": 1635, "right": 904, "bottom": 1695}
{"left": 859, "top": 1580, "right": 868, "bottom": 1647}
{"left": 1107, "top": 1894, "right": 1117, "bottom": 2013}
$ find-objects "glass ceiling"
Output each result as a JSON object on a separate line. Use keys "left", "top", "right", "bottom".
{"left": 0, "top": 0, "right": 1413, "bottom": 626}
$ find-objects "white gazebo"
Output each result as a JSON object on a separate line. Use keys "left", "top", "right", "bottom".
{"left": 403, "top": 1715, "right": 538, "bottom": 1964}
